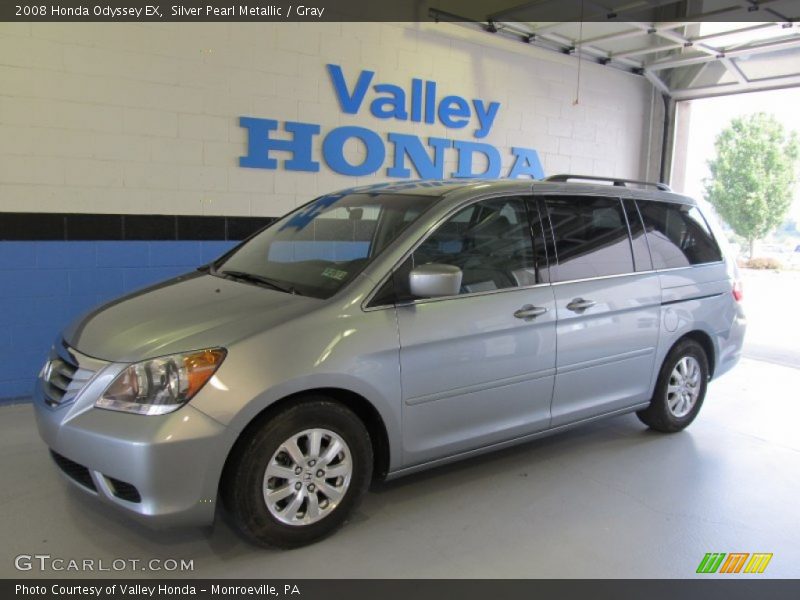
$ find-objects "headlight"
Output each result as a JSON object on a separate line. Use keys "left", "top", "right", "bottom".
{"left": 95, "top": 348, "right": 226, "bottom": 416}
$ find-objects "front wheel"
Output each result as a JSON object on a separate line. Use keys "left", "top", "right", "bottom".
{"left": 222, "top": 398, "right": 373, "bottom": 548}
{"left": 637, "top": 339, "right": 709, "bottom": 433}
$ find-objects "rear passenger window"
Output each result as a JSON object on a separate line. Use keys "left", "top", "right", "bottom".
{"left": 637, "top": 201, "right": 722, "bottom": 268}
{"left": 544, "top": 196, "right": 634, "bottom": 281}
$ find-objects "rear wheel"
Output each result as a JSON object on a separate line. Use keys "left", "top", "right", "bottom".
{"left": 637, "top": 339, "right": 709, "bottom": 433}
{"left": 222, "top": 398, "right": 373, "bottom": 548}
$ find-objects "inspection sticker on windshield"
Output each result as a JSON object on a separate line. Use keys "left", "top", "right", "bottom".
{"left": 321, "top": 267, "right": 348, "bottom": 281}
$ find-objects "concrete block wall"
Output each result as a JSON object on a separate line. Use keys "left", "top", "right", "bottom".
{"left": 0, "top": 21, "right": 662, "bottom": 398}
{"left": 0, "top": 22, "right": 659, "bottom": 215}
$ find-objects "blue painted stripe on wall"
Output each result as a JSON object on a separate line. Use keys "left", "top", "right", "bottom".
{"left": 0, "top": 240, "right": 238, "bottom": 400}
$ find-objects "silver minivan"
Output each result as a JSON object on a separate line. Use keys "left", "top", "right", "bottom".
{"left": 34, "top": 176, "right": 746, "bottom": 547}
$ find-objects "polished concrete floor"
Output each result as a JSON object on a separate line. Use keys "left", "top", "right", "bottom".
{"left": 1, "top": 355, "right": 798, "bottom": 578}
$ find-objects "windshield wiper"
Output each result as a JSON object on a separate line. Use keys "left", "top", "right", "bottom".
{"left": 218, "top": 270, "right": 302, "bottom": 295}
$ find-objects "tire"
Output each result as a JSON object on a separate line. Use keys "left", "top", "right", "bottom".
{"left": 221, "top": 397, "right": 373, "bottom": 548}
{"left": 637, "top": 339, "right": 709, "bottom": 433}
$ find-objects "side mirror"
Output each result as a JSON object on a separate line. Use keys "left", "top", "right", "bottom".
{"left": 409, "top": 264, "right": 462, "bottom": 298}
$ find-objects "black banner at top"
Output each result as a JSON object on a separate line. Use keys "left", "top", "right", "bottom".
{"left": 2, "top": 0, "right": 800, "bottom": 22}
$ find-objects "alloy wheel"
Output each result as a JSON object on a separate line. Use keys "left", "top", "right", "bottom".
{"left": 666, "top": 356, "right": 702, "bottom": 418}
{"left": 262, "top": 428, "right": 353, "bottom": 526}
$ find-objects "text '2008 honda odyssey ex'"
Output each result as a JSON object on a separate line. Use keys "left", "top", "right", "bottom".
{"left": 34, "top": 175, "right": 746, "bottom": 547}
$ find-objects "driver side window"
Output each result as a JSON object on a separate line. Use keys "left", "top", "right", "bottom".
{"left": 370, "top": 196, "right": 548, "bottom": 306}
{"left": 404, "top": 196, "right": 546, "bottom": 298}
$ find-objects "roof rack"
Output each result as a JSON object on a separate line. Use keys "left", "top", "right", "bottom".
{"left": 543, "top": 174, "right": 672, "bottom": 192}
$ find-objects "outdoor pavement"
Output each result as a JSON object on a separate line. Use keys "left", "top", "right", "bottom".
{"left": 739, "top": 268, "right": 800, "bottom": 368}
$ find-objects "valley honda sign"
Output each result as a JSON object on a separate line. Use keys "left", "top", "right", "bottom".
{"left": 239, "top": 64, "right": 544, "bottom": 180}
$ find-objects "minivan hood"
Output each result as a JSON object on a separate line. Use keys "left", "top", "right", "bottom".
{"left": 63, "top": 272, "right": 319, "bottom": 363}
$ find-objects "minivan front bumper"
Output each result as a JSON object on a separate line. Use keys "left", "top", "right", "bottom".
{"left": 33, "top": 349, "right": 227, "bottom": 528}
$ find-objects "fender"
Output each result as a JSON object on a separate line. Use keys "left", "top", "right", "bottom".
{"left": 193, "top": 372, "right": 401, "bottom": 506}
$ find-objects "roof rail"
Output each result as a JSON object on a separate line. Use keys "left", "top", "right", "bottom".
{"left": 543, "top": 174, "right": 672, "bottom": 192}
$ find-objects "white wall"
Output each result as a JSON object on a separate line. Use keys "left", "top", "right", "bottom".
{"left": 0, "top": 21, "right": 660, "bottom": 218}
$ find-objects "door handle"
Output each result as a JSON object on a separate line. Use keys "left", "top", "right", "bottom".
{"left": 566, "top": 298, "right": 596, "bottom": 312}
{"left": 514, "top": 305, "right": 548, "bottom": 320}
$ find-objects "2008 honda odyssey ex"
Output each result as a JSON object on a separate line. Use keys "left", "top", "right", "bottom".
{"left": 34, "top": 175, "right": 746, "bottom": 548}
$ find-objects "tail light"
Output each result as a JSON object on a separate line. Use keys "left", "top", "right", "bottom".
{"left": 732, "top": 279, "right": 743, "bottom": 302}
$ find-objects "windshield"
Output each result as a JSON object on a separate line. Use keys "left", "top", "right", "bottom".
{"left": 213, "top": 192, "right": 433, "bottom": 299}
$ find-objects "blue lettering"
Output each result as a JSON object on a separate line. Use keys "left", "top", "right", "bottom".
{"left": 410, "top": 78, "right": 423, "bottom": 122}
{"left": 386, "top": 134, "right": 452, "bottom": 179}
{"left": 326, "top": 64, "right": 374, "bottom": 114}
{"left": 452, "top": 141, "right": 501, "bottom": 178}
{"left": 424, "top": 80, "right": 436, "bottom": 124}
{"left": 508, "top": 147, "right": 545, "bottom": 179}
{"left": 438, "top": 95, "right": 470, "bottom": 129}
{"left": 239, "top": 117, "right": 320, "bottom": 172}
{"left": 370, "top": 84, "right": 408, "bottom": 120}
{"left": 472, "top": 100, "right": 501, "bottom": 139}
{"left": 325, "top": 64, "right": 503, "bottom": 139}
{"left": 322, "top": 126, "right": 385, "bottom": 176}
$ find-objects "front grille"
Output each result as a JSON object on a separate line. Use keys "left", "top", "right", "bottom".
{"left": 40, "top": 343, "right": 97, "bottom": 408}
{"left": 50, "top": 450, "right": 97, "bottom": 492}
{"left": 107, "top": 477, "right": 142, "bottom": 503}
{"left": 42, "top": 357, "right": 78, "bottom": 407}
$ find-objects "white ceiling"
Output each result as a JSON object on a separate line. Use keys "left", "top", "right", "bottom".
{"left": 440, "top": 0, "right": 800, "bottom": 100}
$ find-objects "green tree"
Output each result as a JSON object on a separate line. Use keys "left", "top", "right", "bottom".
{"left": 704, "top": 113, "right": 799, "bottom": 258}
